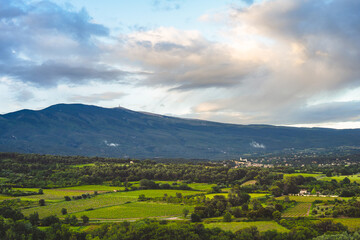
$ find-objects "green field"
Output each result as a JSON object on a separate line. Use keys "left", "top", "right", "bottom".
{"left": 320, "top": 174, "right": 360, "bottom": 183}
{"left": 276, "top": 196, "right": 340, "bottom": 202}
{"left": 70, "top": 163, "right": 96, "bottom": 168}
{"left": 206, "top": 193, "right": 228, "bottom": 199}
{"left": 282, "top": 203, "right": 311, "bottom": 217}
{"left": 187, "top": 183, "right": 217, "bottom": 192}
{"left": 22, "top": 189, "right": 199, "bottom": 218}
{"left": 205, "top": 193, "right": 269, "bottom": 200}
{"left": 241, "top": 180, "right": 257, "bottom": 186}
{"left": 331, "top": 218, "right": 360, "bottom": 231}
{"left": 0, "top": 177, "right": 8, "bottom": 183}
{"left": 13, "top": 188, "right": 100, "bottom": 201}
{"left": 22, "top": 194, "right": 134, "bottom": 218}
{"left": 222, "top": 188, "right": 232, "bottom": 192}
{"left": 283, "top": 173, "right": 324, "bottom": 179}
{"left": 205, "top": 221, "right": 289, "bottom": 233}
{"left": 0, "top": 195, "right": 15, "bottom": 201}
{"left": 74, "top": 202, "right": 192, "bottom": 219}
{"left": 249, "top": 193, "right": 269, "bottom": 199}
{"left": 62, "top": 185, "right": 121, "bottom": 192}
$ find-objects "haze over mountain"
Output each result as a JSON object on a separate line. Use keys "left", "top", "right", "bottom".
{"left": 0, "top": 104, "right": 360, "bottom": 160}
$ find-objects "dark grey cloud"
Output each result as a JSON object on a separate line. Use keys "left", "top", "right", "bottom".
{"left": 26, "top": 1, "right": 109, "bottom": 41}
{"left": 0, "top": 62, "right": 131, "bottom": 86}
{"left": 0, "top": 0, "right": 128, "bottom": 86}
{"left": 287, "top": 101, "right": 360, "bottom": 124}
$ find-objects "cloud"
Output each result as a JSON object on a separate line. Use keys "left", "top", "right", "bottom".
{"left": 104, "top": 140, "right": 119, "bottom": 147}
{"left": 286, "top": 101, "right": 360, "bottom": 124}
{"left": 241, "top": 0, "right": 254, "bottom": 5}
{"left": 0, "top": 0, "right": 130, "bottom": 86}
{"left": 2, "top": 0, "right": 360, "bottom": 127}
{"left": 152, "top": 0, "right": 182, "bottom": 11}
{"left": 0, "top": 61, "right": 132, "bottom": 86}
{"left": 250, "top": 141, "right": 266, "bottom": 149}
{"left": 70, "top": 92, "right": 126, "bottom": 103}
{"left": 182, "top": 0, "right": 360, "bottom": 125}
{"left": 113, "top": 27, "right": 261, "bottom": 90}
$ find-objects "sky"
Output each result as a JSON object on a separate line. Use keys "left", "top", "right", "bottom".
{"left": 1, "top": 0, "right": 360, "bottom": 129}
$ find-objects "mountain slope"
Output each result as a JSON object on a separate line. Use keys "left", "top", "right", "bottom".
{"left": 0, "top": 103, "right": 360, "bottom": 159}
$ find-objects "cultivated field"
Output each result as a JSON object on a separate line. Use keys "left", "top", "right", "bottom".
{"left": 205, "top": 221, "right": 289, "bottom": 233}
{"left": 187, "top": 183, "right": 217, "bottom": 191}
{"left": 320, "top": 174, "right": 360, "bottom": 182}
{"left": 276, "top": 195, "right": 340, "bottom": 202}
{"left": 74, "top": 202, "right": 192, "bottom": 219}
{"left": 70, "top": 163, "right": 96, "bottom": 168}
{"left": 21, "top": 189, "right": 199, "bottom": 218}
{"left": 283, "top": 173, "right": 324, "bottom": 179}
{"left": 282, "top": 203, "right": 311, "bottom": 217}
{"left": 0, "top": 177, "right": 8, "bottom": 183}
{"left": 241, "top": 180, "right": 257, "bottom": 186}
{"left": 13, "top": 187, "right": 104, "bottom": 201}
{"left": 331, "top": 218, "right": 360, "bottom": 231}
{"left": 0, "top": 195, "right": 15, "bottom": 201}
{"left": 62, "top": 185, "right": 120, "bottom": 192}
{"left": 205, "top": 193, "right": 269, "bottom": 200}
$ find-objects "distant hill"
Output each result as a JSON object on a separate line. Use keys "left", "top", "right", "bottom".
{"left": 0, "top": 104, "right": 360, "bottom": 159}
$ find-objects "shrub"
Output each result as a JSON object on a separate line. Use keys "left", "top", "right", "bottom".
{"left": 39, "top": 199, "right": 45, "bottom": 206}
{"left": 223, "top": 212, "right": 232, "bottom": 222}
{"left": 61, "top": 208, "right": 67, "bottom": 215}
{"left": 191, "top": 213, "right": 201, "bottom": 222}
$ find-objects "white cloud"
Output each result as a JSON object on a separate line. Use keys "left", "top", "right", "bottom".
{"left": 250, "top": 141, "right": 266, "bottom": 149}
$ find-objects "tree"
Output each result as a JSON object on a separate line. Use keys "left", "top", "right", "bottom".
{"left": 272, "top": 211, "right": 281, "bottom": 221}
{"left": 191, "top": 213, "right": 201, "bottom": 222}
{"left": 183, "top": 208, "right": 189, "bottom": 218}
{"left": 81, "top": 215, "right": 89, "bottom": 224}
{"left": 38, "top": 188, "right": 43, "bottom": 194}
{"left": 311, "top": 188, "right": 317, "bottom": 195}
{"left": 41, "top": 215, "right": 60, "bottom": 226}
{"left": 138, "top": 194, "right": 146, "bottom": 201}
{"left": 223, "top": 212, "right": 232, "bottom": 222}
{"left": 39, "top": 199, "right": 45, "bottom": 206}
{"left": 342, "top": 177, "right": 351, "bottom": 185}
{"left": 29, "top": 212, "right": 39, "bottom": 226}
{"left": 61, "top": 208, "right": 67, "bottom": 215}
{"left": 242, "top": 203, "right": 249, "bottom": 211}
{"left": 251, "top": 199, "right": 262, "bottom": 210}
{"left": 270, "top": 186, "right": 282, "bottom": 197}
{"left": 64, "top": 215, "right": 78, "bottom": 226}
{"left": 64, "top": 196, "right": 71, "bottom": 201}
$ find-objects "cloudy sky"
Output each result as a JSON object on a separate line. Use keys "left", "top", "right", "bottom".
{"left": 1, "top": 0, "right": 360, "bottom": 128}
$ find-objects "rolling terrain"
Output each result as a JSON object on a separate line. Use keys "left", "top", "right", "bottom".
{"left": 1, "top": 103, "right": 360, "bottom": 159}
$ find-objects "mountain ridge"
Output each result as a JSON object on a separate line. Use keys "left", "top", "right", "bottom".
{"left": 0, "top": 103, "right": 360, "bottom": 159}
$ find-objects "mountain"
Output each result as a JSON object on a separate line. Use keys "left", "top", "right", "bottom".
{"left": 0, "top": 103, "right": 360, "bottom": 159}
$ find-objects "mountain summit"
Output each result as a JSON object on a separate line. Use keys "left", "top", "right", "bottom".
{"left": 0, "top": 104, "right": 359, "bottom": 159}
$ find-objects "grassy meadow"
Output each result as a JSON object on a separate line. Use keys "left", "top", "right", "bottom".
{"left": 74, "top": 202, "right": 192, "bottom": 219}
{"left": 205, "top": 221, "right": 289, "bottom": 233}
{"left": 283, "top": 173, "right": 324, "bottom": 179}
{"left": 20, "top": 188, "right": 200, "bottom": 218}
{"left": 282, "top": 203, "right": 311, "bottom": 217}
{"left": 275, "top": 195, "right": 340, "bottom": 202}
{"left": 319, "top": 174, "right": 360, "bottom": 182}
